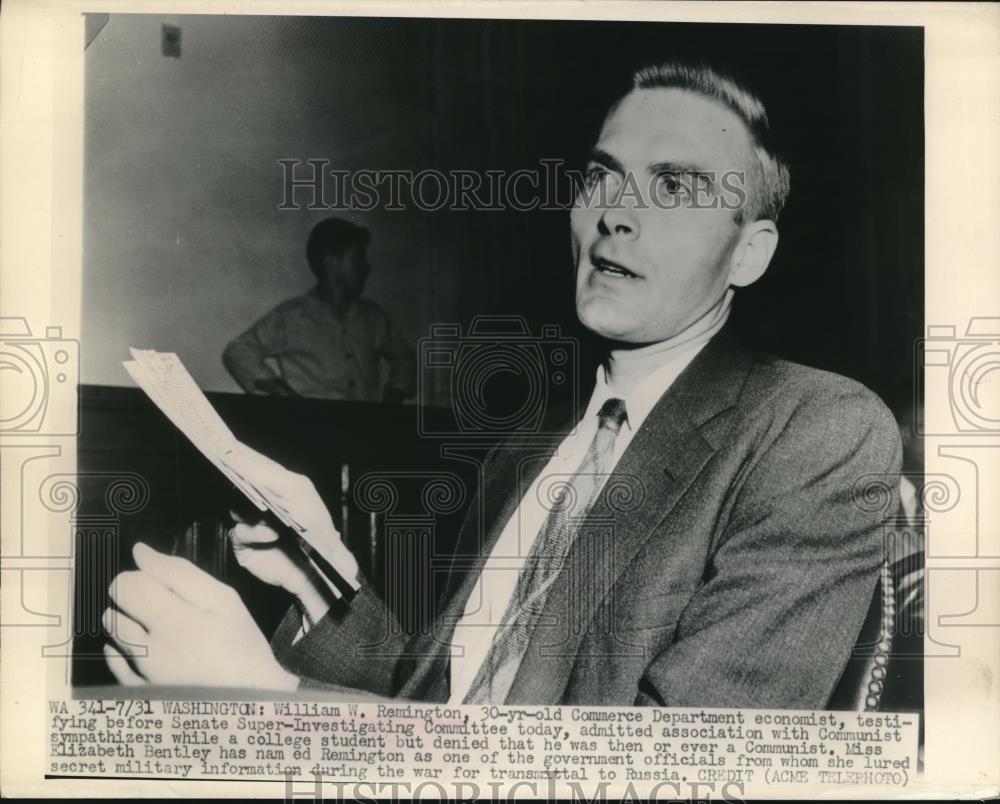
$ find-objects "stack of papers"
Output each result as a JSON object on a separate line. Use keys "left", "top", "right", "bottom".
{"left": 124, "top": 348, "right": 359, "bottom": 598}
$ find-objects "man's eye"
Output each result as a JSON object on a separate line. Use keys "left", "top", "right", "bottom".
{"left": 655, "top": 172, "right": 689, "bottom": 197}
{"left": 584, "top": 164, "right": 610, "bottom": 187}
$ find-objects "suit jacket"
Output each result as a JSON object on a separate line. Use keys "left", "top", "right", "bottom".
{"left": 271, "top": 330, "right": 902, "bottom": 709}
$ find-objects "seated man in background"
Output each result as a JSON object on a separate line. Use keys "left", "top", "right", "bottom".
{"left": 222, "top": 217, "right": 416, "bottom": 403}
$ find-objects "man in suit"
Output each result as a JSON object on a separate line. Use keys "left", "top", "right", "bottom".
{"left": 103, "top": 61, "right": 901, "bottom": 708}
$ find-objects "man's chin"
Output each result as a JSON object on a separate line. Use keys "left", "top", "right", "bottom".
{"left": 577, "top": 302, "right": 641, "bottom": 343}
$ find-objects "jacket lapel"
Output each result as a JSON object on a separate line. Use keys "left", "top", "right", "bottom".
{"left": 506, "top": 331, "right": 753, "bottom": 703}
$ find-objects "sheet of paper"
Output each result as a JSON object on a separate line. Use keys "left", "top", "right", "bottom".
{"left": 123, "top": 359, "right": 266, "bottom": 509}
{"left": 123, "top": 348, "right": 359, "bottom": 592}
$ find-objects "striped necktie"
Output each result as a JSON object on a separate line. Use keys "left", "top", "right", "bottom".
{"left": 463, "top": 397, "right": 628, "bottom": 704}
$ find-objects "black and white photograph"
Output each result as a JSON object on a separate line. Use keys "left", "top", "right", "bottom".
{"left": 2, "top": 2, "right": 998, "bottom": 799}
{"left": 76, "top": 11, "right": 924, "bottom": 709}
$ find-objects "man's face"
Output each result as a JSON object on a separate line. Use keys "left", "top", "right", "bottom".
{"left": 571, "top": 88, "right": 754, "bottom": 344}
{"left": 328, "top": 244, "right": 370, "bottom": 296}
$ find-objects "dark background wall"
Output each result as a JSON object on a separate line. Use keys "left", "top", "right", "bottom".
{"left": 84, "top": 16, "right": 923, "bottom": 405}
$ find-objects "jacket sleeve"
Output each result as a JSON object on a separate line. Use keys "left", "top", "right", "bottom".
{"left": 636, "top": 387, "right": 902, "bottom": 709}
{"left": 270, "top": 582, "right": 407, "bottom": 698}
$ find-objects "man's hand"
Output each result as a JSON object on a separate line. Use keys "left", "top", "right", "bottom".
{"left": 225, "top": 442, "right": 359, "bottom": 624}
{"left": 103, "top": 542, "right": 299, "bottom": 690}
{"left": 228, "top": 510, "right": 313, "bottom": 592}
{"left": 228, "top": 443, "right": 355, "bottom": 568}
{"left": 228, "top": 511, "right": 334, "bottom": 626}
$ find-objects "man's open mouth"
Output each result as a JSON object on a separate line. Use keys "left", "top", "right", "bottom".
{"left": 592, "top": 256, "right": 640, "bottom": 279}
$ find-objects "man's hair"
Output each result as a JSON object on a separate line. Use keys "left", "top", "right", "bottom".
{"left": 632, "top": 61, "right": 791, "bottom": 223}
{"left": 306, "top": 217, "right": 370, "bottom": 274}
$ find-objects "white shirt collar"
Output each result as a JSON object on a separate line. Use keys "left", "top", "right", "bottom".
{"left": 586, "top": 337, "right": 708, "bottom": 435}
{"left": 582, "top": 288, "right": 734, "bottom": 434}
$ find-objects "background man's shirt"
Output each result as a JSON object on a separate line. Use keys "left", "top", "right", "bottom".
{"left": 223, "top": 288, "right": 415, "bottom": 401}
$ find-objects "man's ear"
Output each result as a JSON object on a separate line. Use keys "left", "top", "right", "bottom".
{"left": 728, "top": 219, "right": 779, "bottom": 288}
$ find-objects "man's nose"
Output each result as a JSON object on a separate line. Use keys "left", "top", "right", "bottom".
{"left": 598, "top": 206, "right": 638, "bottom": 238}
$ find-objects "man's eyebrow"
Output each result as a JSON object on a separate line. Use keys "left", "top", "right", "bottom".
{"left": 648, "top": 160, "right": 712, "bottom": 176}
{"left": 586, "top": 148, "right": 626, "bottom": 174}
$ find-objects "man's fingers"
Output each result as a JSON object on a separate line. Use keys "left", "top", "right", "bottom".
{"left": 229, "top": 521, "right": 281, "bottom": 548}
{"left": 108, "top": 569, "right": 184, "bottom": 631}
{"left": 132, "top": 542, "right": 237, "bottom": 612}
{"left": 228, "top": 507, "right": 267, "bottom": 527}
{"left": 103, "top": 643, "right": 146, "bottom": 686}
{"left": 102, "top": 607, "right": 147, "bottom": 650}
